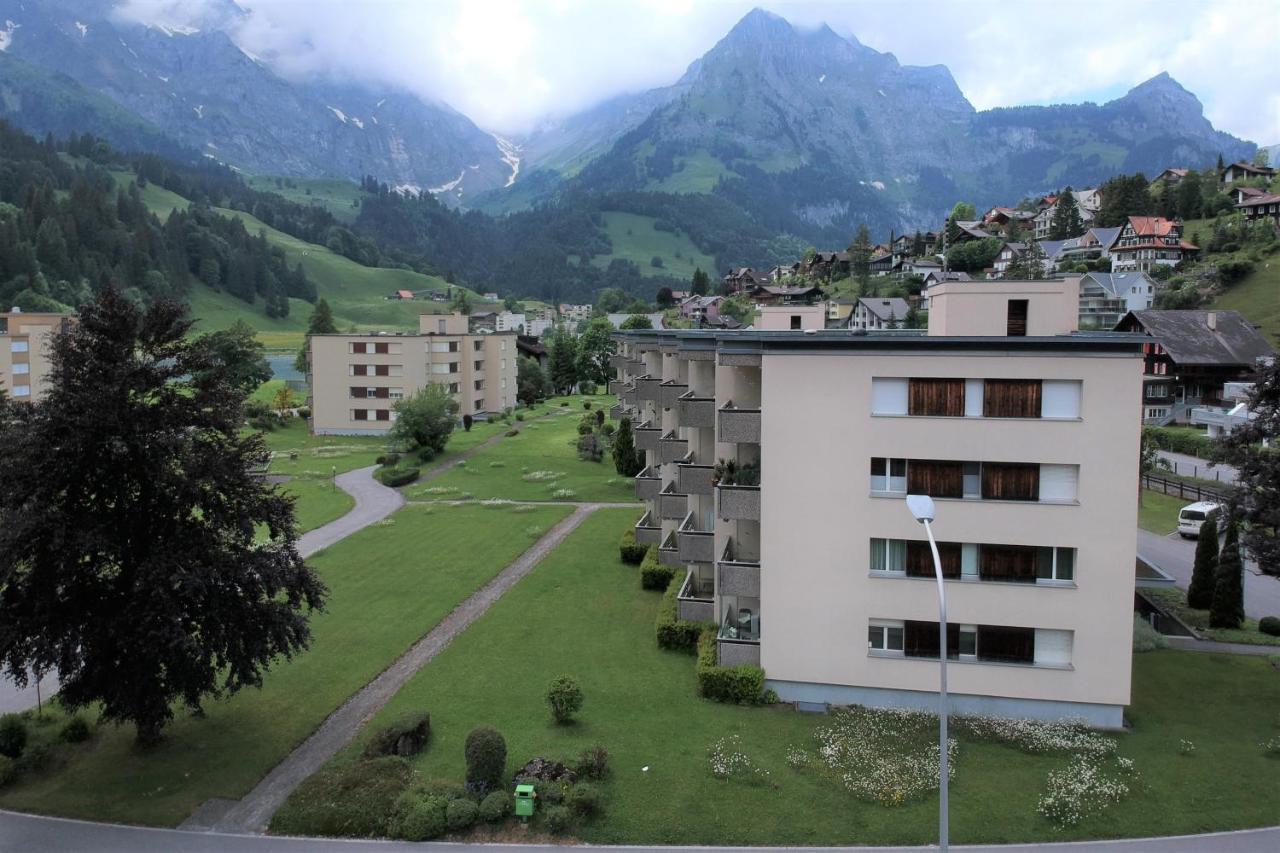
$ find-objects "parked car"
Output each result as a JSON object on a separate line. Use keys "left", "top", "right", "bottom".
{"left": 1177, "top": 502, "right": 1222, "bottom": 538}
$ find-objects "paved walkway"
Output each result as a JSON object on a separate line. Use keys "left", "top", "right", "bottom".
{"left": 192, "top": 503, "right": 613, "bottom": 835}
{"left": 296, "top": 465, "right": 405, "bottom": 558}
{"left": 1165, "top": 636, "right": 1279, "bottom": 656}
{"left": 4, "top": 810, "right": 1280, "bottom": 853}
{"left": 1156, "top": 451, "right": 1237, "bottom": 485}
{"left": 1138, "top": 529, "right": 1280, "bottom": 621}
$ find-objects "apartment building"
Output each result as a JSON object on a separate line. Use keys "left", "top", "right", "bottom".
{"left": 309, "top": 312, "right": 517, "bottom": 435}
{"left": 0, "top": 310, "right": 75, "bottom": 402}
{"left": 611, "top": 277, "right": 1144, "bottom": 727}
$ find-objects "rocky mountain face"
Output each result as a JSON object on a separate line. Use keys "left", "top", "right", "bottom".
{"left": 0, "top": 0, "right": 513, "bottom": 202}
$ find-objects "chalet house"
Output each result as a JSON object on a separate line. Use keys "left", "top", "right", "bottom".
{"left": 1114, "top": 309, "right": 1275, "bottom": 423}
{"left": 803, "top": 251, "right": 850, "bottom": 279}
{"left": 469, "top": 311, "right": 498, "bottom": 332}
{"left": 991, "top": 242, "right": 1027, "bottom": 277}
{"left": 951, "top": 221, "right": 995, "bottom": 244}
{"left": 825, "top": 298, "right": 857, "bottom": 324}
{"left": 1109, "top": 217, "right": 1197, "bottom": 273}
{"left": 1077, "top": 272, "right": 1156, "bottom": 329}
{"left": 392, "top": 289, "right": 415, "bottom": 300}
{"left": 921, "top": 270, "right": 972, "bottom": 287}
{"left": 1232, "top": 186, "right": 1268, "bottom": 205}
{"left": 1033, "top": 197, "right": 1094, "bottom": 241}
{"left": 891, "top": 234, "right": 914, "bottom": 254}
{"left": 723, "top": 267, "right": 770, "bottom": 294}
{"left": 869, "top": 252, "right": 898, "bottom": 276}
{"left": 1222, "top": 161, "right": 1277, "bottom": 183}
{"left": 679, "top": 295, "right": 723, "bottom": 323}
{"left": 1152, "top": 168, "right": 1189, "bottom": 187}
{"left": 900, "top": 258, "right": 942, "bottom": 277}
{"left": 1059, "top": 226, "right": 1122, "bottom": 265}
{"left": 749, "top": 284, "right": 822, "bottom": 306}
{"left": 516, "top": 335, "right": 549, "bottom": 370}
{"left": 1236, "top": 192, "right": 1280, "bottom": 226}
{"left": 850, "top": 297, "right": 911, "bottom": 330}
{"left": 767, "top": 263, "right": 802, "bottom": 282}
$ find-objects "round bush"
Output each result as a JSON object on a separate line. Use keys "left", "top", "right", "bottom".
{"left": 565, "top": 783, "right": 601, "bottom": 818}
{"left": 59, "top": 716, "right": 91, "bottom": 744}
{"left": 446, "top": 797, "right": 479, "bottom": 831}
{"left": 515, "top": 413, "right": 525, "bottom": 421}
{"left": 583, "top": 401, "right": 592, "bottom": 410}
{"left": 363, "top": 713, "right": 430, "bottom": 758}
{"left": 389, "top": 795, "right": 447, "bottom": 841}
{"left": 546, "top": 676, "right": 584, "bottom": 724}
{"left": 1260, "top": 616, "right": 1280, "bottom": 637}
{"left": 478, "top": 790, "right": 512, "bottom": 823}
{"left": 542, "top": 804, "right": 572, "bottom": 835}
{"left": 0, "top": 715, "right": 27, "bottom": 759}
{"left": 464, "top": 727, "right": 507, "bottom": 792}
{"left": 574, "top": 745, "right": 609, "bottom": 780}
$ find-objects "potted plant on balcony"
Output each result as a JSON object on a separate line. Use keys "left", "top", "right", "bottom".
{"left": 713, "top": 458, "right": 738, "bottom": 486}
{"left": 736, "top": 461, "right": 760, "bottom": 487}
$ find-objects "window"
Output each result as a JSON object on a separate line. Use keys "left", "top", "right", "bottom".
{"left": 1006, "top": 299, "right": 1028, "bottom": 336}
{"left": 474, "top": 380, "right": 484, "bottom": 390}
{"left": 907, "top": 459, "right": 964, "bottom": 498}
{"left": 11, "top": 363, "right": 29, "bottom": 375}
{"left": 869, "top": 457, "right": 907, "bottom": 493}
{"left": 871, "top": 378, "right": 908, "bottom": 415}
{"left": 375, "top": 409, "right": 391, "bottom": 422}
{"left": 436, "top": 319, "right": 447, "bottom": 334}
{"left": 868, "top": 621, "right": 904, "bottom": 653}
{"left": 12, "top": 385, "right": 30, "bottom": 397}
{"left": 10, "top": 340, "right": 29, "bottom": 353}
{"left": 1041, "top": 380, "right": 1082, "bottom": 418}
{"left": 869, "top": 538, "right": 907, "bottom": 573}
{"left": 981, "top": 462, "right": 1040, "bottom": 501}
{"left": 352, "top": 409, "right": 369, "bottom": 421}
{"left": 1037, "top": 547, "right": 1075, "bottom": 582}
{"left": 957, "top": 625, "right": 977, "bottom": 659}
{"left": 979, "top": 544, "right": 1038, "bottom": 582}
{"left": 984, "top": 379, "right": 1042, "bottom": 418}
{"left": 389, "top": 388, "right": 404, "bottom": 400}
{"left": 908, "top": 378, "right": 965, "bottom": 416}
{"left": 789, "top": 315, "right": 802, "bottom": 330}
{"left": 448, "top": 383, "right": 459, "bottom": 394}
{"left": 349, "top": 342, "right": 367, "bottom": 354}
{"left": 1038, "top": 464, "right": 1078, "bottom": 502}
{"left": 474, "top": 360, "right": 483, "bottom": 371}
{"left": 351, "top": 364, "right": 369, "bottom": 376}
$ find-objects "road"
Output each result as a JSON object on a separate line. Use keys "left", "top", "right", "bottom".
{"left": 1137, "top": 529, "right": 1280, "bottom": 620}
{"left": 1155, "top": 451, "right": 1237, "bottom": 485}
{"left": 3, "top": 810, "right": 1279, "bottom": 853}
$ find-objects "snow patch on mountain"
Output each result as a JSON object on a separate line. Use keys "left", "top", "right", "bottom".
{"left": 428, "top": 170, "right": 467, "bottom": 194}
{"left": 494, "top": 135, "right": 521, "bottom": 187}
{"left": 351, "top": 117, "right": 364, "bottom": 129}
{"left": 193, "top": 104, "right": 204, "bottom": 118}
{"left": 153, "top": 23, "right": 200, "bottom": 37}
{"left": 327, "top": 106, "right": 348, "bottom": 123}
{"left": 75, "top": 21, "right": 88, "bottom": 38}
{"left": 393, "top": 183, "right": 422, "bottom": 197}
{"left": 0, "top": 20, "right": 20, "bottom": 51}
{"left": 818, "top": 74, "right": 825, "bottom": 83}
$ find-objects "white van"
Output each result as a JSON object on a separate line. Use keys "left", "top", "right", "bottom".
{"left": 1177, "top": 502, "right": 1221, "bottom": 539}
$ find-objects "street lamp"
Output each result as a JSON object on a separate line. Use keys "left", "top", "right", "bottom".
{"left": 906, "top": 493, "right": 949, "bottom": 853}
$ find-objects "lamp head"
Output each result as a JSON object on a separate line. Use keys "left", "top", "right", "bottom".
{"left": 906, "top": 494, "right": 935, "bottom": 523}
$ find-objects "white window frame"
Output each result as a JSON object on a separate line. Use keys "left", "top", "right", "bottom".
{"left": 870, "top": 457, "right": 907, "bottom": 494}
{"left": 868, "top": 538, "right": 907, "bottom": 574}
{"left": 868, "top": 620, "right": 905, "bottom": 654}
{"left": 957, "top": 625, "right": 978, "bottom": 660}
{"left": 12, "top": 384, "right": 31, "bottom": 397}
{"left": 1037, "top": 547, "right": 1076, "bottom": 584}
{"left": 11, "top": 362, "right": 29, "bottom": 375}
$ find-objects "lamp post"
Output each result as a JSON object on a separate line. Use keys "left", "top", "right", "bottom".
{"left": 906, "top": 493, "right": 948, "bottom": 853}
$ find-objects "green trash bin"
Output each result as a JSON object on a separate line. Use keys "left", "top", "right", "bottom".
{"left": 514, "top": 783, "right": 537, "bottom": 818}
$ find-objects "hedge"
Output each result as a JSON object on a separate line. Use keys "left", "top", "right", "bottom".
{"left": 618, "top": 529, "right": 648, "bottom": 565}
{"left": 695, "top": 629, "right": 767, "bottom": 704}
{"left": 655, "top": 574, "right": 704, "bottom": 653}
{"left": 376, "top": 465, "right": 421, "bottom": 487}
{"left": 1260, "top": 616, "right": 1280, "bottom": 637}
{"left": 639, "top": 546, "right": 675, "bottom": 591}
{"left": 1146, "top": 426, "right": 1215, "bottom": 459}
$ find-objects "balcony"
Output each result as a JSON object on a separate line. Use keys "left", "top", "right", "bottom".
{"left": 626, "top": 358, "right": 646, "bottom": 375}
{"left": 634, "top": 466, "right": 661, "bottom": 502}
{"left": 718, "top": 596, "right": 760, "bottom": 666}
{"left": 676, "top": 454, "right": 714, "bottom": 496}
{"left": 607, "top": 379, "right": 627, "bottom": 395}
{"left": 635, "top": 376, "right": 661, "bottom": 401}
{"left": 717, "top": 539, "right": 760, "bottom": 598}
{"left": 635, "top": 421, "right": 661, "bottom": 452}
{"left": 677, "top": 391, "right": 715, "bottom": 429}
{"left": 717, "top": 637, "right": 761, "bottom": 667}
{"left": 658, "top": 431, "right": 689, "bottom": 464}
{"left": 659, "top": 482, "right": 688, "bottom": 520}
{"left": 634, "top": 511, "right": 661, "bottom": 546}
{"left": 610, "top": 353, "right": 629, "bottom": 371}
{"left": 620, "top": 384, "right": 637, "bottom": 406}
{"left": 676, "top": 569, "right": 715, "bottom": 622}
{"left": 609, "top": 404, "right": 624, "bottom": 421}
{"left": 658, "top": 531, "right": 682, "bottom": 567}
{"left": 677, "top": 512, "right": 714, "bottom": 563}
{"left": 659, "top": 381, "right": 688, "bottom": 410}
{"left": 718, "top": 403, "right": 761, "bottom": 444}
{"left": 717, "top": 484, "right": 760, "bottom": 521}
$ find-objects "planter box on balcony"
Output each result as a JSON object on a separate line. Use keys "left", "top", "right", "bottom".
{"left": 635, "top": 513, "right": 661, "bottom": 546}
{"left": 678, "top": 529, "right": 714, "bottom": 564}
{"left": 659, "top": 382, "right": 687, "bottom": 410}
{"left": 677, "top": 598, "right": 715, "bottom": 622}
{"left": 677, "top": 463, "right": 714, "bottom": 496}
{"left": 678, "top": 394, "right": 715, "bottom": 429}
{"left": 658, "top": 433, "right": 688, "bottom": 464}
{"left": 717, "top": 560, "right": 761, "bottom": 598}
{"left": 659, "top": 487, "right": 688, "bottom": 520}
{"left": 718, "top": 639, "right": 761, "bottom": 667}
{"left": 718, "top": 407, "right": 761, "bottom": 444}
{"left": 635, "top": 377, "right": 661, "bottom": 401}
{"left": 635, "top": 424, "right": 661, "bottom": 452}
{"left": 718, "top": 485, "right": 760, "bottom": 521}
{"left": 635, "top": 469, "right": 660, "bottom": 502}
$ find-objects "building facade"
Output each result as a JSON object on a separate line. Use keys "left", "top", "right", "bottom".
{"left": 611, "top": 278, "right": 1143, "bottom": 726}
{"left": 1109, "top": 217, "right": 1197, "bottom": 273}
{"left": 0, "top": 311, "right": 74, "bottom": 402}
{"left": 309, "top": 312, "right": 517, "bottom": 435}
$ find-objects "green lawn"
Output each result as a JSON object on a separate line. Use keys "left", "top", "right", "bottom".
{"left": 243, "top": 175, "right": 367, "bottom": 223}
{"left": 1138, "top": 489, "right": 1185, "bottom": 535}
{"left": 0, "top": 502, "right": 573, "bottom": 826}
{"left": 1207, "top": 254, "right": 1280, "bottom": 346}
{"left": 249, "top": 379, "right": 306, "bottom": 408}
{"left": 647, "top": 149, "right": 733, "bottom": 194}
{"left": 589, "top": 211, "right": 717, "bottom": 281}
{"left": 284, "top": 509, "right": 1280, "bottom": 844}
{"left": 409, "top": 399, "right": 634, "bottom": 503}
{"left": 281, "top": 477, "right": 355, "bottom": 533}
{"left": 1143, "top": 587, "right": 1280, "bottom": 647}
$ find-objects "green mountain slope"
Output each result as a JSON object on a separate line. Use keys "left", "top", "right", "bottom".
{"left": 588, "top": 211, "right": 716, "bottom": 280}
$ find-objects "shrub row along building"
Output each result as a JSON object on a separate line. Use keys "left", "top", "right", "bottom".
{"left": 610, "top": 279, "right": 1144, "bottom": 726}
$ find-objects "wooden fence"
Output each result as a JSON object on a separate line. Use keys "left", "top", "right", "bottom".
{"left": 1141, "top": 473, "right": 1229, "bottom": 505}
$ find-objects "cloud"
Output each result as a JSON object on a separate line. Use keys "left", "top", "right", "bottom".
{"left": 115, "top": 0, "right": 1279, "bottom": 142}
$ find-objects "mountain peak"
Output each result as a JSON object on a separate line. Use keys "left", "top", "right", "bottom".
{"left": 724, "top": 7, "right": 795, "bottom": 42}
{"left": 1127, "top": 71, "right": 1189, "bottom": 97}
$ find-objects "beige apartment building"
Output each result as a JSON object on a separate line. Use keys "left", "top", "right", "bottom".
{"left": 0, "top": 311, "right": 75, "bottom": 402}
{"left": 611, "top": 277, "right": 1144, "bottom": 726}
{"left": 309, "top": 312, "right": 517, "bottom": 435}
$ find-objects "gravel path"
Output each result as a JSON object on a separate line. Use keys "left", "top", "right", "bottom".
{"left": 1164, "top": 637, "right": 1279, "bottom": 656}
{"left": 198, "top": 502, "right": 612, "bottom": 835}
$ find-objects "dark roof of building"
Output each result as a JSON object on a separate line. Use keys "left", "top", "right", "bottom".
{"left": 858, "top": 297, "right": 911, "bottom": 322}
{"left": 1237, "top": 193, "right": 1280, "bottom": 208}
{"left": 517, "top": 336, "right": 547, "bottom": 357}
{"left": 1119, "top": 310, "right": 1275, "bottom": 366}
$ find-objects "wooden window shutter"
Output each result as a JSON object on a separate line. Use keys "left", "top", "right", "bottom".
{"left": 981, "top": 463, "right": 1040, "bottom": 501}
{"left": 983, "top": 379, "right": 1042, "bottom": 418}
{"left": 979, "top": 545, "right": 1038, "bottom": 582}
{"left": 908, "top": 378, "right": 966, "bottom": 416}
{"left": 906, "top": 541, "right": 962, "bottom": 578}
{"left": 907, "top": 460, "right": 964, "bottom": 499}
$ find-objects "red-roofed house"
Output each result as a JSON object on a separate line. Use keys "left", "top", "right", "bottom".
{"left": 395, "top": 289, "right": 414, "bottom": 300}
{"left": 1109, "top": 217, "right": 1198, "bottom": 273}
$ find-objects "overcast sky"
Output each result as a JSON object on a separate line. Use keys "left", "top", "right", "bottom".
{"left": 119, "top": 0, "right": 1279, "bottom": 143}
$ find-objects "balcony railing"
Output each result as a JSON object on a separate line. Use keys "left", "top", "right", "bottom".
{"left": 620, "top": 384, "right": 637, "bottom": 406}
{"left": 609, "top": 404, "right": 624, "bottom": 421}
{"left": 635, "top": 466, "right": 661, "bottom": 502}
{"left": 717, "top": 637, "right": 761, "bottom": 667}
{"left": 677, "top": 569, "right": 715, "bottom": 622}
{"left": 659, "top": 381, "right": 688, "bottom": 410}
{"left": 658, "top": 431, "right": 689, "bottom": 464}
{"left": 676, "top": 453, "right": 714, "bottom": 496}
{"left": 610, "top": 353, "right": 629, "bottom": 371}
{"left": 635, "top": 511, "right": 661, "bottom": 546}
{"left": 677, "top": 391, "right": 715, "bottom": 429}
{"left": 659, "top": 482, "right": 688, "bottom": 520}
{"left": 658, "top": 531, "right": 682, "bottom": 567}
{"left": 626, "top": 358, "right": 646, "bottom": 374}
{"left": 717, "top": 484, "right": 760, "bottom": 521}
{"left": 717, "top": 539, "right": 760, "bottom": 598}
{"left": 677, "top": 512, "right": 714, "bottom": 563}
{"left": 607, "top": 379, "right": 627, "bottom": 395}
{"left": 635, "top": 376, "right": 661, "bottom": 402}
{"left": 718, "top": 402, "right": 761, "bottom": 444}
{"left": 635, "top": 421, "right": 661, "bottom": 452}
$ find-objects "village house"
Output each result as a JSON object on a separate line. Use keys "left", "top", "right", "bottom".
{"left": 922, "top": 270, "right": 972, "bottom": 287}
{"left": 722, "top": 267, "right": 770, "bottom": 295}
{"left": 1222, "top": 161, "right": 1277, "bottom": 183}
{"left": 1231, "top": 185, "right": 1268, "bottom": 205}
{"left": 869, "top": 251, "right": 898, "bottom": 276}
{"left": 951, "top": 221, "right": 996, "bottom": 244}
{"left": 900, "top": 258, "right": 942, "bottom": 277}
{"left": 679, "top": 295, "right": 724, "bottom": 324}
{"left": 1034, "top": 196, "right": 1094, "bottom": 241}
{"left": 1114, "top": 309, "right": 1275, "bottom": 424}
{"left": 803, "top": 251, "right": 851, "bottom": 279}
{"left": 1076, "top": 272, "right": 1156, "bottom": 330}
{"left": 748, "top": 284, "right": 823, "bottom": 306}
{"left": 1152, "top": 168, "right": 1189, "bottom": 187}
{"left": 991, "top": 242, "right": 1027, "bottom": 277}
{"left": 825, "top": 298, "right": 858, "bottom": 324}
{"left": 392, "top": 289, "right": 415, "bottom": 301}
{"left": 1235, "top": 192, "right": 1280, "bottom": 226}
{"left": 851, "top": 297, "right": 911, "bottom": 330}
{"left": 0, "top": 310, "right": 75, "bottom": 402}
{"left": 1109, "top": 217, "right": 1197, "bottom": 273}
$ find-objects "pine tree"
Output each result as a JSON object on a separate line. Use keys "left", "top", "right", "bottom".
{"left": 612, "top": 416, "right": 644, "bottom": 477}
{"left": 1186, "top": 514, "right": 1220, "bottom": 609}
{"left": 1048, "top": 188, "right": 1084, "bottom": 239}
{"left": 1209, "top": 520, "right": 1244, "bottom": 629}
{"left": 1175, "top": 170, "right": 1203, "bottom": 220}
{"left": 848, "top": 224, "right": 873, "bottom": 293}
{"left": 691, "top": 268, "right": 709, "bottom": 296}
{"left": 1215, "top": 357, "right": 1280, "bottom": 578}
{"left": 295, "top": 298, "right": 338, "bottom": 373}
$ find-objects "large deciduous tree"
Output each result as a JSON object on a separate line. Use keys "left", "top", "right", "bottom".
{"left": 390, "top": 383, "right": 459, "bottom": 457}
{"left": 1215, "top": 358, "right": 1280, "bottom": 579}
{"left": 195, "top": 320, "right": 271, "bottom": 395}
{"left": 517, "top": 356, "right": 550, "bottom": 405}
{"left": 574, "top": 318, "right": 615, "bottom": 390}
{"left": 548, "top": 326, "right": 579, "bottom": 395}
{"left": 0, "top": 287, "right": 325, "bottom": 745}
